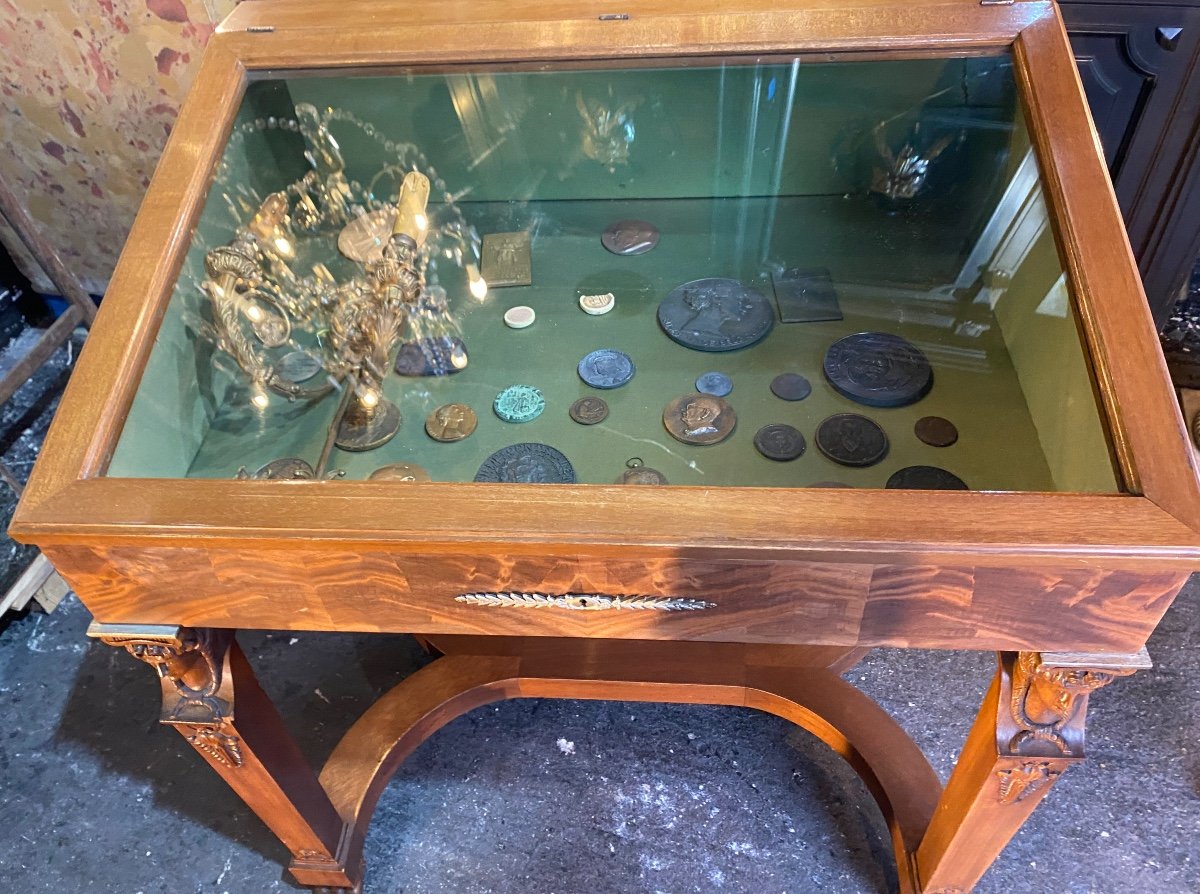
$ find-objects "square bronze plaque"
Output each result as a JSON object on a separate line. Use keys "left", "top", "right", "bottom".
{"left": 771, "top": 267, "right": 842, "bottom": 323}
{"left": 481, "top": 231, "right": 533, "bottom": 288}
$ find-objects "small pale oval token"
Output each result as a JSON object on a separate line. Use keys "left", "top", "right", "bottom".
{"left": 696, "top": 371, "right": 733, "bottom": 397}
{"left": 914, "top": 416, "right": 959, "bottom": 447}
{"left": 368, "top": 463, "right": 431, "bottom": 482}
{"left": 579, "top": 292, "right": 616, "bottom": 315}
{"left": 503, "top": 305, "right": 536, "bottom": 329}
{"left": 770, "top": 373, "right": 812, "bottom": 401}
{"left": 494, "top": 385, "right": 546, "bottom": 423}
{"left": 885, "top": 465, "right": 968, "bottom": 490}
{"left": 569, "top": 396, "right": 609, "bottom": 425}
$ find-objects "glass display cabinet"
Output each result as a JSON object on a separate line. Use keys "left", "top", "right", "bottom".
{"left": 12, "top": 1, "right": 1200, "bottom": 891}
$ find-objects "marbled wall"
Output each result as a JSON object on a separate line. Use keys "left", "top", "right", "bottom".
{"left": 0, "top": 0, "right": 237, "bottom": 295}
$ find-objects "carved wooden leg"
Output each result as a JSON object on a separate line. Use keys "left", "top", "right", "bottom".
{"left": 88, "top": 623, "right": 362, "bottom": 891}
{"left": 915, "top": 649, "right": 1150, "bottom": 893}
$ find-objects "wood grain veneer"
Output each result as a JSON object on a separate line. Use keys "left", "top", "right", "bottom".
{"left": 46, "top": 543, "right": 1187, "bottom": 652}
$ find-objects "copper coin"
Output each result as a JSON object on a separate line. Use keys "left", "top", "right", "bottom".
{"left": 815, "top": 413, "right": 889, "bottom": 467}
{"left": 425, "top": 403, "right": 478, "bottom": 442}
{"left": 662, "top": 393, "right": 736, "bottom": 446}
{"left": 368, "top": 463, "right": 431, "bottom": 482}
{"left": 569, "top": 396, "right": 609, "bottom": 425}
{"left": 754, "top": 424, "right": 806, "bottom": 461}
{"left": 770, "top": 373, "right": 812, "bottom": 401}
{"left": 914, "top": 416, "right": 958, "bottom": 447}
{"left": 885, "top": 465, "right": 968, "bottom": 490}
{"left": 601, "top": 219, "right": 659, "bottom": 256}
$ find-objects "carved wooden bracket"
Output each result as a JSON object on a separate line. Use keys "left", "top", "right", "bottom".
{"left": 999, "top": 650, "right": 1147, "bottom": 760}
{"left": 990, "top": 649, "right": 1149, "bottom": 806}
{"left": 88, "top": 623, "right": 242, "bottom": 768}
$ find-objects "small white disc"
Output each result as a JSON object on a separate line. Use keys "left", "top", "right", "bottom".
{"left": 579, "top": 292, "right": 615, "bottom": 315}
{"left": 503, "top": 305, "right": 536, "bottom": 329}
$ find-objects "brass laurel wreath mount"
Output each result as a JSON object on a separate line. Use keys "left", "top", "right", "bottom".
{"left": 455, "top": 592, "right": 715, "bottom": 611}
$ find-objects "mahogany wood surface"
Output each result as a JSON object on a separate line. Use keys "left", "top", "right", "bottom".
{"left": 316, "top": 641, "right": 941, "bottom": 894}
{"left": 46, "top": 543, "right": 1188, "bottom": 652}
{"left": 1014, "top": 15, "right": 1200, "bottom": 531}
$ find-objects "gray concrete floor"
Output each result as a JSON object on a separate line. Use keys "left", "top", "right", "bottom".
{"left": 0, "top": 585, "right": 1195, "bottom": 894}
{"left": 0, "top": 324, "right": 1196, "bottom": 892}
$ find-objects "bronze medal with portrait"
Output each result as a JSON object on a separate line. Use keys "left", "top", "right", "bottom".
{"left": 657, "top": 278, "right": 774, "bottom": 352}
{"left": 474, "top": 443, "right": 576, "bottom": 483}
{"left": 662, "top": 392, "right": 737, "bottom": 446}
{"left": 823, "top": 331, "right": 932, "bottom": 408}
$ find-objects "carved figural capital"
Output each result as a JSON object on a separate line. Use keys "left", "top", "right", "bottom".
{"left": 1001, "top": 650, "right": 1146, "bottom": 760}
{"left": 88, "top": 623, "right": 243, "bottom": 769}
{"left": 91, "top": 624, "right": 235, "bottom": 725}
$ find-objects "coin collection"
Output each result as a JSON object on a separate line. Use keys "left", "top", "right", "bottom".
{"left": 257, "top": 214, "right": 967, "bottom": 489}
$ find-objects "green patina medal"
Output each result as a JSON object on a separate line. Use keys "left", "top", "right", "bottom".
{"left": 493, "top": 385, "right": 546, "bottom": 423}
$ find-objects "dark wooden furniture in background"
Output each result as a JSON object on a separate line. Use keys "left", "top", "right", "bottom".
{"left": 11, "top": 2, "right": 1200, "bottom": 893}
{"left": 1063, "top": 0, "right": 1200, "bottom": 324}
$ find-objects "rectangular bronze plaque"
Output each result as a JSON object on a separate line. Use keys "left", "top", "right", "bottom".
{"left": 481, "top": 231, "right": 533, "bottom": 288}
{"left": 771, "top": 267, "right": 842, "bottom": 323}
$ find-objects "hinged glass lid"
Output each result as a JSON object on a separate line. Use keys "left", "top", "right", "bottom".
{"left": 107, "top": 52, "right": 1119, "bottom": 493}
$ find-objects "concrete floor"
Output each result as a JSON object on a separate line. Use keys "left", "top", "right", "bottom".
{"left": 0, "top": 318, "right": 1196, "bottom": 893}
{"left": 0, "top": 585, "right": 1195, "bottom": 894}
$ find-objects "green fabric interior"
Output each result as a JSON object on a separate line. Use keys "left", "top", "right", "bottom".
{"left": 106, "top": 53, "right": 1120, "bottom": 492}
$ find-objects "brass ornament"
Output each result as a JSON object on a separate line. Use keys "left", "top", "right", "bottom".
{"left": 455, "top": 592, "right": 713, "bottom": 611}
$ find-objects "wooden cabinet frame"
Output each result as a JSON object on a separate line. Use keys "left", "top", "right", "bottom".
{"left": 11, "top": 2, "right": 1200, "bottom": 891}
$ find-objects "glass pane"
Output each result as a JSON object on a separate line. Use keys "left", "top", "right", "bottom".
{"left": 107, "top": 53, "right": 1120, "bottom": 492}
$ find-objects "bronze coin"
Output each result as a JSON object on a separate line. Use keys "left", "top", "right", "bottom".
{"left": 425, "top": 403, "right": 478, "bottom": 442}
{"left": 769, "top": 373, "right": 812, "bottom": 401}
{"left": 914, "top": 415, "right": 958, "bottom": 447}
{"left": 616, "top": 467, "right": 668, "bottom": 485}
{"left": 601, "top": 219, "right": 659, "bottom": 256}
{"left": 753, "top": 424, "right": 806, "bottom": 461}
{"left": 815, "top": 413, "right": 889, "bottom": 467}
{"left": 368, "top": 463, "right": 431, "bottom": 482}
{"left": 885, "top": 465, "right": 968, "bottom": 490}
{"left": 662, "top": 393, "right": 736, "bottom": 446}
{"left": 569, "top": 396, "right": 609, "bottom": 425}
{"left": 251, "top": 458, "right": 315, "bottom": 480}
{"left": 823, "top": 331, "right": 932, "bottom": 408}
{"left": 474, "top": 443, "right": 576, "bottom": 483}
